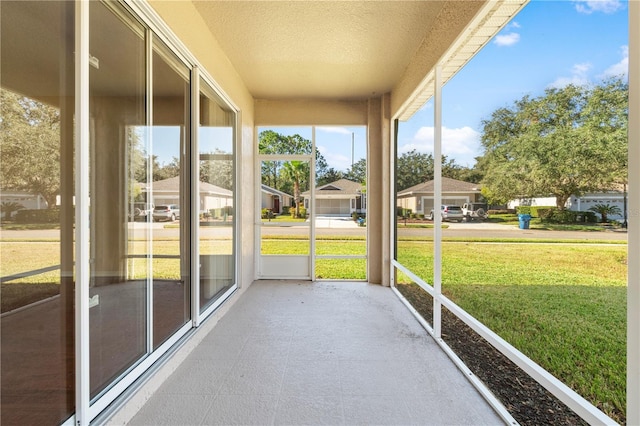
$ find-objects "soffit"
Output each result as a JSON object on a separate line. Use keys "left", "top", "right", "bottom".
{"left": 193, "top": 1, "right": 447, "bottom": 100}
{"left": 192, "top": 0, "right": 527, "bottom": 118}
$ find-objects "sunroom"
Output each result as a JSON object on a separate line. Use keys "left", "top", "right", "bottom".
{"left": 0, "top": 1, "right": 638, "bottom": 425}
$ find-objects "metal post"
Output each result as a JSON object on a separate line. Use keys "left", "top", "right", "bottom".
{"left": 628, "top": 1, "right": 640, "bottom": 423}
{"left": 75, "top": 1, "right": 90, "bottom": 423}
{"left": 433, "top": 64, "right": 442, "bottom": 339}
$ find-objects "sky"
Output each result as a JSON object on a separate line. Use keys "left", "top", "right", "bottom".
{"left": 397, "top": 0, "right": 629, "bottom": 167}
{"left": 155, "top": 0, "right": 629, "bottom": 173}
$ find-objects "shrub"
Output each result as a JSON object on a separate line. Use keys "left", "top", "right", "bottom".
{"left": 530, "top": 206, "right": 555, "bottom": 218}
{"left": 396, "top": 207, "right": 412, "bottom": 218}
{"left": 261, "top": 208, "right": 274, "bottom": 219}
{"left": 516, "top": 206, "right": 531, "bottom": 215}
{"left": 536, "top": 208, "right": 554, "bottom": 220}
{"left": 282, "top": 206, "right": 290, "bottom": 215}
{"left": 487, "top": 209, "right": 514, "bottom": 215}
{"left": 547, "top": 209, "right": 578, "bottom": 224}
{"left": 15, "top": 208, "right": 60, "bottom": 223}
{"left": 290, "top": 207, "right": 307, "bottom": 218}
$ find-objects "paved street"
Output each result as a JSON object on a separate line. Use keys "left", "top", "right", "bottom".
{"left": 0, "top": 219, "right": 627, "bottom": 242}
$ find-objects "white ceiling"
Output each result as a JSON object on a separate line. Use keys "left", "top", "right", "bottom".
{"left": 193, "top": 1, "right": 456, "bottom": 100}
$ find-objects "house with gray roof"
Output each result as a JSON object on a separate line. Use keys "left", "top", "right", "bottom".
{"left": 143, "top": 176, "right": 233, "bottom": 215}
{"left": 301, "top": 179, "right": 366, "bottom": 216}
{"left": 397, "top": 177, "right": 482, "bottom": 216}
{"left": 261, "top": 184, "right": 292, "bottom": 215}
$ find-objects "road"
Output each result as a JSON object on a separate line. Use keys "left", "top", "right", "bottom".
{"left": 0, "top": 220, "right": 627, "bottom": 242}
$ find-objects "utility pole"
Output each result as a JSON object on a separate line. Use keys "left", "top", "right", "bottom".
{"left": 351, "top": 132, "right": 354, "bottom": 169}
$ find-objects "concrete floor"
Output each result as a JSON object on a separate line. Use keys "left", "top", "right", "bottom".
{"left": 128, "top": 281, "right": 504, "bottom": 425}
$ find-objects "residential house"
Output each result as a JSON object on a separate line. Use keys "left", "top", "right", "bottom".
{"left": 397, "top": 177, "right": 483, "bottom": 215}
{"left": 509, "top": 189, "right": 627, "bottom": 221}
{"left": 261, "top": 184, "right": 292, "bottom": 215}
{"left": 0, "top": 190, "right": 48, "bottom": 219}
{"left": 145, "top": 176, "right": 233, "bottom": 215}
{"left": 301, "top": 178, "right": 366, "bottom": 216}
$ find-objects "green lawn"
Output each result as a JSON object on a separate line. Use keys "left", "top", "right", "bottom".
{"left": 1, "top": 234, "right": 627, "bottom": 421}
{"left": 395, "top": 240, "right": 626, "bottom": 423}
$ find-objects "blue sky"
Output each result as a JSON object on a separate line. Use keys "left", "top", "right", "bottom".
{"left": 397, "top": 0, "right": 629, "bottom": 167}
{"left": 156, "top": 0, "right": 629, "bottom": 174}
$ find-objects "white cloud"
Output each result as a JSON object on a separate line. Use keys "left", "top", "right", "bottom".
{"left": 509, "top": 21, "right": 521, "bottom": 29}
{"left": 574, "top": 0, "right": 623, "bottom": 14}
{"left": 316, "top": 126, "right": 352, "bottom": 135}
{"left": 601, "top": 45, "right": 629, "bottom": 79}
{"left": 399, "top": 126, "right": 481, "bottom": 166}
{"left": 317, "top": 145, "right": 352, "bottom": 172}
{"left": 548, "top": 62, "right": 592, "bottom": 88}
{"left": 493, "top": 32, "right": 520, "bottom": 47}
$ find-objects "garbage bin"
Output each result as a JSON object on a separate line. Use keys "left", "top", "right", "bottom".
{"left": 518, "top": 214, "right": 531, "bottom": 229}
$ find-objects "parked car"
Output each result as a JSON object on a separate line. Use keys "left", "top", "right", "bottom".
{"left": 153, "top": 204, "right": 180, "bottom": 222}
{"left": 130, "top": 202, "right": 155, "bottom": 221}
{"left": 461, "top": 202, "right": 488, "bottom": 221}
{"left": 428, "top": 205, "right": 464, "bottom": 222}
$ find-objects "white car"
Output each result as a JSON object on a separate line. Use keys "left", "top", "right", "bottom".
{"left": 428, "top": 205, "right": 464, "bottom": 222}
{"left": 153, "top": 204, "right": 180, "bottom": 222}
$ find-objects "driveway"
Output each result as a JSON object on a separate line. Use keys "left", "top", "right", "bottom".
{"left": 313, "top": 216, "right": 359, "bottom": 228}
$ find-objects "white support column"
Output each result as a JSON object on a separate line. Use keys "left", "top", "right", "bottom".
{"left": 191, "top": 67, "right": 201, "bottom": 326}
{"left": 433, "top": 64, "right": 443, "bottom": 338}
{"left": 628, "top": 2, "right": 640, "bottom": 424}
{"left": 146, "top": 30, "right": 154, "bottom": 355}
{"left": 311, "top": 126, "right": 316, "bottom": 280}
{"left": 75, "top": 1, "right": 90, "bottom": 424}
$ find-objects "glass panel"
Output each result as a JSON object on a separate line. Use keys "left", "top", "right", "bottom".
{"left": 313, "top": 126, "right": 367, "bottom": 279}
{"left": 395, "top": 119, "right": 435, "bottom": 286}
{"left": 260, "top": 158, "right": 310, "bottom": 256}
{"left": 151, "top": 39, "right": 191, "bottom": 349}
{"left": 88, "top": 2, "right": 147, "bottom": 398}
{"left": 0, "top": 2, "right": 75, "bottom": 422}
{"left": 199, "top": 79, "right": 235, "bottom": 311}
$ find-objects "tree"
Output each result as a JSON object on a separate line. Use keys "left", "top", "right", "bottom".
{"left": 1, "top": 89, "right": 61, "bottom": 208}
{"left": 588, "top": 203, "right": 622, "bottom": 223}
{"left": 345, "top": 158, "right": 366, "bottom": 183}
{"left": 317, "top": 167, "right": 344, "bottom": 186}
{"left": 395, "top": 150, "right": 465, "bottom": 191}
{"left": 478, "top": 79, "right": 628, "bottom": 208}
{"left": 258, "top": 130, "right": 327, "bottom": 193}
{"left": 283, "top": 160, "right": 307, "bottom": 217}
{"left": 1, "top": 201, "right": 25, "bottom": 220}
{"left": 200, "top": 149, "right": 233, "bottom": 190}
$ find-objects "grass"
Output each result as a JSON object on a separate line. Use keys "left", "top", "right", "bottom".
{"left": 1, "top": 233, "right": 627, "bottom": 421}
{"left": 0, "top": 222, "right": 60, "bottom": 231}
{"left": 395, "top": 240, "right": 626, "bottom": 423}
{"left": 488, "top": 214, "right": 623, "bottom": 232}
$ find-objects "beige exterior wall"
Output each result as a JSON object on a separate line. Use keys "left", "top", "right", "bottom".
{"left": 255, "top": 99, "right": 368, "bottom": 125}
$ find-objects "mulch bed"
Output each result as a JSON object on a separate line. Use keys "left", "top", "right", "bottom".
{"left": 397, "top": 282, "right": 593, "bottom": 426}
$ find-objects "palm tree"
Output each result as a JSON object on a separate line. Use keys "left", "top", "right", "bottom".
{"left": 282, "top": 161, "right": 306, "bottom": 218}
{"left": 588, "top": 203, "right": 622, "bottom": 223}
{"left": 0, "top": 201, "right": 25, "bottom": 220}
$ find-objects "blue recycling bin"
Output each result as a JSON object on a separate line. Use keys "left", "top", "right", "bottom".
{"left": 518, "top": 214, "right": 531, "bottom": 229}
